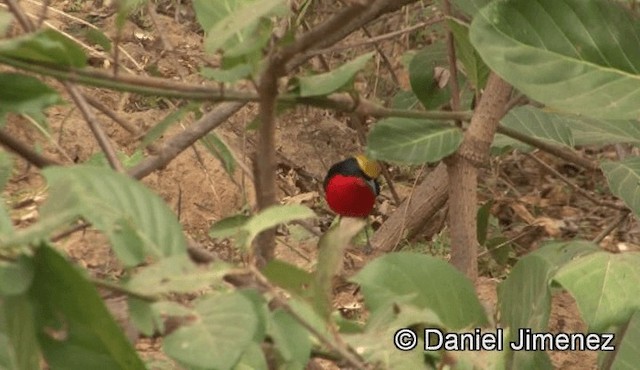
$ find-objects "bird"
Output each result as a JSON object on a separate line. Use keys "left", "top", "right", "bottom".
{"left": 323, "top": 154, "right": 381, "bottom": 218}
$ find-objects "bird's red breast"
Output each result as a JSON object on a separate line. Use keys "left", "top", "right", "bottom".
{"left": 323, "top": 155, "right": 380, "bottom": 218}
{"left": 324, "top": 174, "right": 377, "bottom": 217}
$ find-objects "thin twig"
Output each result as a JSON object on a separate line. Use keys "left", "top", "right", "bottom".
{"left": 592, "top": 211, "right": 630, "bottom": 245}
{"left": 0, "top": 129, "right": 63, "bottom": 167}
{"left": 301, "top": 18, "right": 443, "bottom": 58}
{"left": 65, "top": 84, "right": 125, "bottom": 172}
{"left": 90, "top": 277, "right": 158, "bottom": 302}
{"left": 496, "top": 125, "right": 600, "bottom": 171}
{"left": 525, "top": 152, "right": 626, "bottom": 211}
{"left": 4, "top": 0, "right": 35, "bottom": 31}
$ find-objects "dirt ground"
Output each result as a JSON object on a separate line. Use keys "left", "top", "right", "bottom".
{"left": 3, "top": 1, "right": 630, "bottom": 369}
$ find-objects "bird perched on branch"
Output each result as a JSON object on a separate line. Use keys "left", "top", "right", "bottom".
{"left": 323, "top": 154, "right": 381, "bottom": 218}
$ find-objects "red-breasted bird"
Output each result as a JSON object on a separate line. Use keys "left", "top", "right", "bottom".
{"left": 323, "top": 154, "right": 381, "bottom": 218}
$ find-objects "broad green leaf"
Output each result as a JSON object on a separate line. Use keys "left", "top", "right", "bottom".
{"left": 0, "top": 73, "right": 61, "bottom": 125}
{"left": 209, "top": 214, "right": 250, "bottom": 239}
{"left": 566, "top": 116, "right": 640, "bottom": 146}
{"left": 242, "top": 204, "right": 315, "bottom": 249}
{"left": 200, "top": 132, "right": 236, "bottom": 176}
{"left": 500, "top": 106, "right": 574, "bottom": 148}
{"left": 390, "top": 90, "right": 420, "bottom": 110}
{"left": 298, "top": 52, "right": 374, "bottom": 97}
{"left": 126, "top": 255, "right": 229, "bottom": 295}
{"left": 408, "top": 45, "right": 451, "bottom": 110}
{"left": 143, "top": 103, "right": 199, "bottom": 146}
{"left": 603, "top": 310, "right": 640, "bottom": 370}
{"left": 42, "top": 166, "right": 187, "bottom": 266}
{"left": 0, "top": 295, "right": 40, "bottom": 370}
{"left": 448, "top": 18, "right": 489, "bottom": 90}
{"left": 28, "top": 244, "right": 145, "bottom": 370}
{"left": 315, "top": 218, "right": 366, "bottom": 317}
{"left": 195, "top": 0, "right": 288, "bottom": 54}
{"left": 0, "top": 28, "right": 86, "bottom": 67}
{"left": 499, "top": 241, "right": 598, "bottom": 369}
{"left": 233, "top": 342, "right": 268, "bottom": 370}
{"left": 553, "top": 251, "right": 640, "bottom": 332}
{"left": 269, "top": 309, "right": 311, "bottom": 368}
{"left": 366, "top": 118, "right": 463, "bottom": 164}
{"left": 602, "top": 158, "right": 640, "bottom": 218}
{"left": 0, "top": 256, "right": 33, "bottom": 295}
{"left": 352, "top": 252, "right": 488, "bottom": 329}
{"left": 163, "top": 291, "right": 258, "bottom": 369}
{"left": 263, "top": 259, "right": 313, "bottom": 298}
{"left": 470, "top": 0, "right": 640, "bottom": 119}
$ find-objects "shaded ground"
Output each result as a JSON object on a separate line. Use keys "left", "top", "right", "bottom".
{"left": 3, "top": 1, "right": 631, "bottom": 369}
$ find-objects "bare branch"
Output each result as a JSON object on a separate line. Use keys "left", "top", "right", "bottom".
{"left": 0, "top": 129, "right": 63, "bottom": 168}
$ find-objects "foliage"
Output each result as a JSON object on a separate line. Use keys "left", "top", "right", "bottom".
{"left": 1, "top": 0, "right": 640, "bottom": 369}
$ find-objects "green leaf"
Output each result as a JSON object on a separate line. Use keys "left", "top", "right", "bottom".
{"left": 263, "top": 259, "right": 313, "bottom": 298}
{"left": 0, "top": 295, "right": 40, "bottom": 370}
{"left": 195, "top": 0, "right": 289, "bottom": 54}
{"left": 298, "top": 52, "right": 374, "bottom": 97}
{"left": 448, "top": 18, "right": 489, "bottom": 91}
{"left": 500, "top": 106, "right": 574, "bottom": 148}
{"left": 553, "top": 251, "right": 640, "bottom": 332}
{"left": 0, "top": 28, "right": 86, "bottom": 67}
{"left": 233, "top": 342, "right": 268, "bottom": 370}
{"left": 209, "top": 214, "right": 250, "bottom": 240}
{"left": 163, "top": 291, "right": 259, "bottom": 369}
{"left": 315, "top": 218, "right": 366, "bottom": 317}
{"left": 28, "top": 244, "right": 145, "bottom": 370}
{"left": 603, "top": 310, "right": 640, "bottom": 370}
{"left": 366, "top": 118, "right": 463, "bottom": 164}
{"left": 408, "top": 45, "right": 451, "bottom": 110}
{"left": 470, "top": 0, "right": 640, "bottom": 119}
{"left": 352, "top": 252, "right": 488, "bottom": 329}
{"left": 42, "top": 166, "right": 187, "bottom": 266}
{"left": 126, "top": 255, "right": 229, "bottom": 295}
{"left": 566, "top": 116, "right": 640, "bottom": 146}
{"left": 499, "top": 241, "right": 598, "bottom": 369}
{"left": 0, "top": 73, "right": 61, "bottom": 125}
{"left": 269, "top": 309, "right": 311, "bottom": 368}
{"left": 0, "top": 256, "right": 33, "bottom": 295}
{"left": 241, "top": 204, "right": 315, "bottom": 249}
{"left": 200, "top": 132, "right": 236, "bottom": 176}
{"left": 142, "top": 103, "right": 199, "bottom": 147}
{"left": 602, "top": 158, "right": 640, "bottom": 219}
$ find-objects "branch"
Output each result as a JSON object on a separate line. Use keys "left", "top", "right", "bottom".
{"left": 128, "top": 102, "right": 245, "bottom": 180}
{"left": 66, "top": 84, "right": 124, "bottom": 172}
{"left": 0, "top": 129, "right": 63, "bottom": 167}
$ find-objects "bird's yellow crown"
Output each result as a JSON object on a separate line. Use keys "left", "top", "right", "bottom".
{"left": 355, "top": 154, "right": 381, "bottom": 179}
